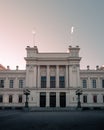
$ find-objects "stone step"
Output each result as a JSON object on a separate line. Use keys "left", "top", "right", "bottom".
{"left": 23, "top": 107, "right": 77, "bottom": 112}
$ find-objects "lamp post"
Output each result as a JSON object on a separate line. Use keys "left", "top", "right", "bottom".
{"left": 23, "top": 89, "right": 30, "bottom": 108}
{"left": 76, "top": 88, "right": 82, "bottom": 108}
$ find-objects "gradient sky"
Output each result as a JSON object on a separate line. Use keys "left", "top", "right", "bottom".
{"left": 0, "top": 0, "right": 104, "bottom": 69}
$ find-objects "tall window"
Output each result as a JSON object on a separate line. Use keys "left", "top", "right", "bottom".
{"left": 82, "top": 79, "right": 87, "bottom": 88}
{"left": 41, "top": 76, "right": 46, "bottom": 88}
{"left": 83, "top": 95, "right": 87, "bottom": 103}
{"left": 19, "top": 80, "right": 23, "bottom": 88}
{"left": 93, "top": 95, "right": 97, "bottom": 103}
{"left": 92, "top": 79, "right": 96, "bottom": 88}
{"left": 9, "top": 80, "right": 14, "bottom": 88}
{"left": 103, "top": 95, "right": 104, "bottom": 103}
{"left": 0, "top": 95, "right": 3, "bottom": 103}
{"left": 50, "top": 76, "right": 56, "bottom": 88}
{"left": 9, "top": 95, "right": 13, "bottom": 103}
{"left": 59, "top": 76, "right": 65, "bottom": 88}
{"left": 18, "top": 95, "right": 22, "bottom": 103}
{"left": 0, "top": 80, "right": 4, "bottom": 88}
{"left": 102, "top": 80, "right": 104, "bottom": 88}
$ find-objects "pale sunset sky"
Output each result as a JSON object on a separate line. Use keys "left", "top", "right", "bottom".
{"left": 0, "top": 0, "right": 104, "bottom": 69}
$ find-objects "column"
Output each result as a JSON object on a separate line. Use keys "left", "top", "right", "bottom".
{"left": 97, "top": 77, "right": 100, "bottom": 88}
{"left": 26, "top": 65, "right": 29, "bottom": 87}
{"left": 13, "top": 94, "right": 18, "bottom": 104}
{"left": 88, "top": 76, "right": 90, "bottom": 89}
{"left": 69, "top": 65, "right": 72, "bottom": 87}
{"left": 66, "top": 92, "right": 70, "bottom": 107}
{"left": 47, "top": 65, "right": 50, "bottom": 88}
{"left": 5, "top": 77, "right": 8, "bottom": 88}
{"left": 36, "top": 92, "right": 40, "bottom": 107}
{"left": 88, "top": 93, "right": 92, "bottom": 104}
{"left": 56, "top": 92, "right": 60, "bottom": 107}
{"left": 3, "top": 94, "right": 8, "bottom": 103}
{"left": 46, "top": 92, "right": 50, "bottom": 107}
{"left": 97, "top": 94, "right": 101, "bottom": 103}
{"left": 56, "top": 65, "right": 59, "bottom": 88}
{"left": 37, "top": 65, "right": 40, "bottom": 88}
{"left": 77, "top": 65, "right": 80, "bottom": 87}
{"left": 15, "top": 77, "right": 18, "bottom": 88}
{"left": 65, "top": 65, "right": 68, "bottom": 88}
{"left": 34, "top": 65, "right": 37, "bottom": 88}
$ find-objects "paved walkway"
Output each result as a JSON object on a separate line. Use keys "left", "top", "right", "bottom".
{"left": 0, "top": 110, "right": 104, "bottom": 130}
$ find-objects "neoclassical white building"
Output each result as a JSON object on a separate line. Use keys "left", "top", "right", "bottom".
{"left": 0, "top": 45, "right": 104, "bottom": 109}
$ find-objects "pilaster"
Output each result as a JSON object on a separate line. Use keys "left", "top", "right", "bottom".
{"left": 65, "top": 65, "right": 68, "bottom": 88}
{"left": 47, "top": 65, "right": 50, "bottom": 88}
{"left": 37, "top": 65, "right": 40, "bottom": 88}
{"left": 66, "top": 92, "right": 70, "bottom": 107}
{"left": 56, "top": 92, "right": 60, "bottom": 107}
{"left": 56, "top": 65, "right": 59, "bottom": 88}
{"left": 46, "top": 92, "right": 50, "bottom": 107}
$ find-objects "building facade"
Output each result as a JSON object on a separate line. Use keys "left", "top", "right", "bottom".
{"left": 0, "top": 45, "right": 104, "bottom": 109}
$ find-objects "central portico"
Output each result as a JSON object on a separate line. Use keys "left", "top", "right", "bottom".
{"left": 24, "top": 45, "right": 81, "bottom": 108}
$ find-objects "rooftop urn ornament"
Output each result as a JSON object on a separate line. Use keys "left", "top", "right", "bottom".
{"left": 76, "top": 88, "right": 83, "bottom": 108}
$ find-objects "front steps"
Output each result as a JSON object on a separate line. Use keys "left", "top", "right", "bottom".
{"left": 24, "top": 107, "right": 78, "bottom": 112}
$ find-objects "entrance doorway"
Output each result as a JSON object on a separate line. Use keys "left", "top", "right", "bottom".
{"left": 60, "top": 92, "right": 66, "bottom": 107}
{"left": 50, "top": 92, "right": 56, "bottom": 107}
{"left": 40, "top": 92, "right": 46, "bottom": 107}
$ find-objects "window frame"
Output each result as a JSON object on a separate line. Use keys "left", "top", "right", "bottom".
{"left": 50, "top": 76, "right": 56, "bottom": 88}
{"left": 59, "top": 76, "right": 65, "bottom": 88}
{"left": 9, "top": 95, "right": 13, "bottom": 103}
{"left": 93, "top": 95, "right": 97, "bottom": 103}
{"left": 18, "top": 95, "right": 22, "bottom": 103}
{"left": 0, "top": 95, "right": 3, "bottom": 103}
{"left": 41, "top": 76, "right": 46, "bottom": 88}
{"left": 0, "top": 79, "right": 4, "bottom": 88}
{"left": 82, "top": 79, "right": 87, "bottom": 88}
{"left": 83, "top": 95, "right": 87, "bottom": 103}
{"left": 19, "top": 79, "right": 24, "bottom": 88}
{"left": 9, "top": 79, "right": 14, "bottom": 88}
{"left": 102, "top": 79, "right": 104, "bottom": 88}
{"left": 92, "top": 79, "right": 96, "bottom": 88}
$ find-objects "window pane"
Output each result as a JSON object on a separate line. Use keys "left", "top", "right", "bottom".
{"left": 93, "top": 95, "right": 97, "bottom": 103}
{"left": 92, "top": 80, "right": 96, "bottom": 88}
{"left": 82, "top": 80, "right": 87, "bottom": 88}
{"left": 0, "top": 95, "right": 3, "bottom": 103}
{"left": 41, "top": 76, "right": 46, "bottom": 88}
{"left": 0, "top": 80, "right": 4, "bottom": 88}
{"left": 18, "top": 95, "right": 22, "bottom": 103}
{"left": 19, "top": 80, "right": 23, "bottom": 88}
{"left": 102, "top": 80, "right": 104, "bottom": 88}
{"left": 9, "top": 95, "right": 13, "bottom": 103}
{"left": 83, "top": 95, "right": 87, "bottom": 103}
{"left": 59, "top": 76, "right": 65, "bottom": 88}
{"left": 103, "top": 95, "right": 104, "bottom": 103}
{"left": 9, "top": 80, "right": 14, "bottom": 88}
{"left": 50, "top": 76, "right": 56, "bottom": 88}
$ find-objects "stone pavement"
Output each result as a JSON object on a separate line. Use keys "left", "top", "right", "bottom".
{"left": 0, "top": 110, "right": 104, "bottom": 130}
